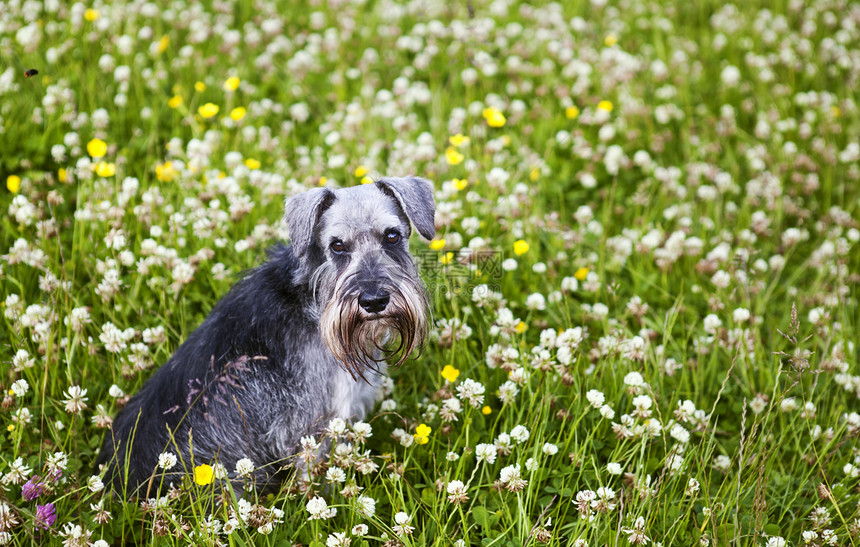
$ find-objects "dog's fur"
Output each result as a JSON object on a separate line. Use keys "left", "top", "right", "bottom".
{"left": 96, "top": 177, "right": 435, "bottom": 495}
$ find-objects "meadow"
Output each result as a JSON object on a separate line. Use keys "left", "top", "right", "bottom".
{"left": 1, "top": 0, "right": 859, "bottom": 545}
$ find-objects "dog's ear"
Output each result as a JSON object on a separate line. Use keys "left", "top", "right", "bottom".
{"left": 375, "top": 177, "right": 436, "bottom": 240}
{"left": 284, "top": 187, "right": 335, "bottom": 258}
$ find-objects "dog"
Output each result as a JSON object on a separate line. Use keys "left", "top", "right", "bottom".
{"left": 96, "top": 176, "right": 435, "bottom": 495}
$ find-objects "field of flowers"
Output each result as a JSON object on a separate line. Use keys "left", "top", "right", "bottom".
{"left": 2, "top": 0, "right": 859, "bottom": 545}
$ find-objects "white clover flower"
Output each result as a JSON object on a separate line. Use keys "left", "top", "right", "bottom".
{"left": 599, "top": 405, "right": 616, "bottom": 420}
{"left": 685, "top": 478, "right": 700, "bottom": 496}
{"left": 561, "top": 276, "right": 579, "bottom": 292}
{"left": 623, "top": 371, "right": 644, "bottom": 388}
{"left": 713, "top": 455, "right": 731, "bottom": 472}
{"left": 63, "top": 385, "right": 88, "bottom": 414}
{"left": 720, "top": 65, "right": 741, "bottom": 87}
{"left": 87, "top": 475, "right": 104, "bottom": 493}
{"left": 356, "top": 495, "right": 376, "bottom": 518}
{"left": 499, "top": 464, "right": 527, "bottom": 491}
{"left": 510, "top": 425, "right": 530, "bottom": 444}
{"left": 326, "top": 417, "right": 347, "bottom": 437}
{"left": 235, "top": 458, "right": 254, "bottom": 477}
{"left": 632, "top": 395, "right": 652, "bottom": 414}
{"left": 586, "top": 389, "right": 605, "bottom": 408}
{"left": 526, "top": 293, "right": 546, "bottom": 310}
{"left": 456, "top": 378, "right": 486, "bottom": 408}
{"left": 306, "top": 496, "right": 336, "bottom": 520}
{"left": 446, "top": 480, "right": 469, "bottom": 503}
{"left": 108, "top": 384, "right": 124, "bottom": 398}
{"left": 670, "top": 423, "right": 691, "bottom": 444}
{"left": 158, "top": 452, "right": 177, "bottom": 470}
{"left": 732, "top": 308, "right": 750, "bottom": 323}
{"left": 711, "top": 270, "right": 731, "bottom": 288}
{"left": 326, "top": 532, "right": 350, "bottom": 547}
{"left": 351, "top": 421, "right": 372, "bottom": 442}
{"left": 392, "top": 511, "right": 414, "bottom": 537}
{"left": 703, "top": 314, "right": 722, "bottom": 334}
{"left": 10, "top": 379, "right": 29, "bottom": 397}
{"left": 223, "top": 518, "right": 240, "bottom": 535}
{"left": 12, "top": 350, "right": 34, "bottom": 371}
{"left": 352, "top": 524, "right": 368, "bottom": 536}
{"left": 542, "top": 443, "right": 558, "bottom": 456}
{"left": 606, "top": 462, "right": 623, "bottom": 475}
{"left": 326, "top": 466, "right": 347, "bottom": 483}
{"left": 498, "top": 380, "right": 519, "bottom": 405}
{"left": 475, "top": 443, "right": 497, "bottom": 464}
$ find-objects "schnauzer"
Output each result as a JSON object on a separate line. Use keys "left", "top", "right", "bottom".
{"left": 96, "top": 177, "right": 435, "bottom": 495}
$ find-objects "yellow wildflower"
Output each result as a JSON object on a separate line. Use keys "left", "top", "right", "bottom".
{"left": 515, "top": 321, "right": 526, "bottom": 333}
{"left": 482, "top": 406, "right": 492, "bottom": 415}
{"left": 448, "top": 134, "right": 470, "bottom": 147}
{"left": 453, "top": 178, "right": 468, "bottom": 191}
{"left": 156, "top": 162, "right": 177, "bottom": 182}
{"left": 482, "top": 107, "right": 506, "bottom": 128}
{"left": 194, "top": 81, "right": 206, "bottom": 92}
{"left": 318, "top": 176, "right": 327, "bottom": 186}
{"left": 84, "top": 9, "right": 99, "bottom": 21}
{"left": 440, "top": 252, "right": 454, "bottom": 265}
{"left": 604, "top": 33, "right": 618, "bottom": 47}
{"left": 574, "top": 267, "right": 589, "bottom": 280}
{"left": 354, "top": 165, "right": 368, "bottom": 177}
{"left": 198, "top": 103, "right": 219, "bottom": 119}
{"left": 157, "top": 35, "right": 169, "bottom": 54}
{"left": 530, "top": 167, "right": 540, "bottom": 182}
{"left": 230, "top": 106, "right": 246, "bottom": 121}
{"left": 223, "top": 76, "right": 240, "bottom": 92}
{"left": 361, "top": 176, "right": 372, "bottom": 185}
{"left": 414, "top": 424, "right": 432, "bottom": 445}
{"left": 597, "top": 100, "right": 613, "bottom": 112}
{"left": 193, "top": 464, "right": 214, "bottom": 485}
{"left": 441, "top": 365, "right": 460, "bottom": 383}
{"left": 95, "top": 162, "right": 116, "bottom": 177}
{"left": 6, "top": 175, "right": 21, "bottom": 193}
{"left": 244, "top": 158, "right": 260, "bottom": 170}
{"left": 87, "top": 138, "right": 107, "bottom": 158}
{"left": 445, "top": 147, "right": 464, "bottom": 165}
{"left": 168, "top": 95, "right": 182, "bottom": 109}
{"left": 565, "top": 105, "right": 580, "bottom": 120}
{"left": 831, "top": 106, "right": 840, "bottom": 117}
{"left": 429, "top": 239, "right": 446, "bottom": 250}
{"left": 6, "top": 424, "right": 13, "bottom": 432}
{"left": 58, "top": 168, "right": 67, "bottom": 183}
{"left": 513, "top": 240, "right": 529, "bottom": 256}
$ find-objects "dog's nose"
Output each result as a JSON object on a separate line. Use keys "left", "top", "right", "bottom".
{"left": 359, "top": 290, "right": 390, "bottom": 313}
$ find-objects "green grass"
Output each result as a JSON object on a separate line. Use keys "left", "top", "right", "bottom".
{"left": 1, "top": 0, "right": 859, "bottom": 545}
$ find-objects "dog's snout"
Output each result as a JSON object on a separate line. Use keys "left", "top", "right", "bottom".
{"left": 359, "top": 290, "right": 390, "bottom": 313}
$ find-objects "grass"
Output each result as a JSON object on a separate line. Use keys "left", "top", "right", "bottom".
{"left": 1, "top": 0, "right": 859, "bottom": 545}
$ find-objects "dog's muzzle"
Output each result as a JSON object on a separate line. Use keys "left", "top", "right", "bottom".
{"left": 319, "top": 269, "right": 428, "bottom": 381}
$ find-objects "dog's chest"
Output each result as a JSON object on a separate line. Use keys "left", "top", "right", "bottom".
{"left": 327, "top": 366, "right": 384, "bottom": 422}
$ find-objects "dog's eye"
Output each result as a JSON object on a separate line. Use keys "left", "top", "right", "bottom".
{"left": 330, "top": 240, "right": 346, "bottom": 254}
{"left": 385, "top": 231, "right": 401, "bottom": 245}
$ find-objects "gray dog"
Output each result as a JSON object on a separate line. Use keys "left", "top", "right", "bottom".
{"left": 96, "top": 177, "right": 435, "bottom": 495}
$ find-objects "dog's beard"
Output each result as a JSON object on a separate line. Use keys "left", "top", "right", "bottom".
{"left": 319, "top": 279, "right": 428, "bottom": 382}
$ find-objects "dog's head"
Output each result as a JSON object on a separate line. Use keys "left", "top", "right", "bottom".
{"left": 284, "top": 177, "right": 435, "bottom": 379}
